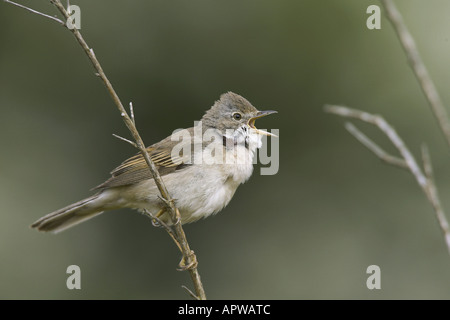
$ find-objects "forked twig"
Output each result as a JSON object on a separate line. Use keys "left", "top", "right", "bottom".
{"left": 344, "top": 122, "right": 407, "bottom": 169}
{"left": 325, "top": 105, "right": 450, "bottom": 255}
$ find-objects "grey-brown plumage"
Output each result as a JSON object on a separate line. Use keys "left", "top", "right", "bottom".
{"left": 31, "top": 92, "right": 277, "bottom": 233}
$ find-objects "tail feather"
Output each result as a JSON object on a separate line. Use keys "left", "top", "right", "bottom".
{"left": 31, "top": 194, "right": 104, "bottom": 233}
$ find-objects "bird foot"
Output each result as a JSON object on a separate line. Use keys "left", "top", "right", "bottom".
{"left": 177, "top": 250, "right": 198, "bottom": 271}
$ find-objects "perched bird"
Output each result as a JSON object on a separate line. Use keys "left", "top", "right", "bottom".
{"left": 31, "top": 92, "right": 277, "bottom": 233}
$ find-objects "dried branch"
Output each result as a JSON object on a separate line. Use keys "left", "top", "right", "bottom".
{"left": 6, "top": 0, "right": 206, "bottom": 299}
{"left": 325, "top": 104, "right": 450, "bottom": 255}
{"left": 380, "top": 0, "right": 450, "bottom": 149}
{"left": 344, "top": 122, "right": 407, "bottom": 169}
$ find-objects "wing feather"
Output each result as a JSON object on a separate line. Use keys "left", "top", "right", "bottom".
{"left": 94, "top": 138, "right": 193, "bottom": 189}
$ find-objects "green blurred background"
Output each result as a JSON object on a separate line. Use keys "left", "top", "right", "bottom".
{"left": 1, "top": 0, "right": 450, "bottom": 299}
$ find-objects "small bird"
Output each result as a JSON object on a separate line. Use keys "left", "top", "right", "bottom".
{"left": 31, "top": 92, "right": 277, "bottom": 233}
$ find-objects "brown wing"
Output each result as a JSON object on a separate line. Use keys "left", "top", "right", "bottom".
{"left": 94, "top": 133, "right": 194, "bottom": 189}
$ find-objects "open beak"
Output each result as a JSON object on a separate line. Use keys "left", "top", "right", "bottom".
{"left": 248, "top": 110, "right": 278, "bottom": 137}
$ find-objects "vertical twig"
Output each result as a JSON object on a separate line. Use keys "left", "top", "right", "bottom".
{"left": 380, "top": 0, "right": 450, "bottom": 149}
{"left": 129, "top": 102, "right": 135, "bottom": 125}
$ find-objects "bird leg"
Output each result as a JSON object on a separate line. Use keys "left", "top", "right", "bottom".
{"left": 144, "top": 209, "right": 197, "bottom": 271}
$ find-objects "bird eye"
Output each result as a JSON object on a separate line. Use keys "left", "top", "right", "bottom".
{"left": 232, "top": 113, "right": 242, "bottom": 120}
